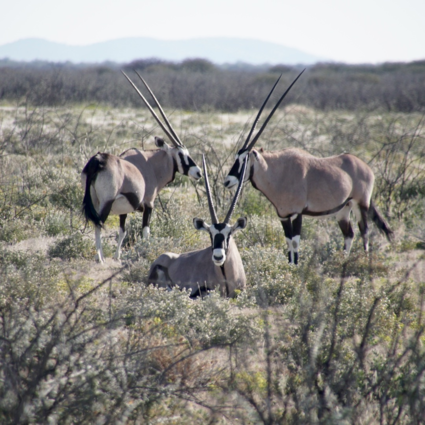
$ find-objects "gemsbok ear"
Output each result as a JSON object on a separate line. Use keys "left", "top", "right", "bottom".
{"left": 232, "top": 217, "right": 247, "bottom": 232}
{"left": 193, "top": 218, "right": 209, "bottom": 231}
{"left": 155, "top": 136, "right": 170, "bottom": 150}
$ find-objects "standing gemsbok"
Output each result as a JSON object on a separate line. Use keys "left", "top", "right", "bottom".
{"left": 120, "top": 71, "right": 202, "bottom": 237}
{"left": 81, "top": 72, "right": 201, "bottom": 262}
{"left": 224, "top": 70, "right": 393, "bottom": 264}
{"left": 148, "top": 155, "right": 248, "bottom": 298}
{"left": 81, "top": 152, "right": 145, "bottom": 263}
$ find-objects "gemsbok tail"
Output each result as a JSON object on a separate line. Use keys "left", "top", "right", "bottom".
{"left": 369, "top": 200, "right": 393, "bottom": 241}
{"left": 81, "top": 153, "right": 105, "bottom": 228}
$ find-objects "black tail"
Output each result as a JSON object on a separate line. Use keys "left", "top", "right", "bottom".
{"left": 369, "top": 200, "right": 394, "bottom": 242}
{"left": 81, "top": 153, "right": 107, "bottom": 228}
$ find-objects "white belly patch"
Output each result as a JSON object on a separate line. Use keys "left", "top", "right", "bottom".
{"left": 110, "top": 195, "right": 135, "bottom": 215}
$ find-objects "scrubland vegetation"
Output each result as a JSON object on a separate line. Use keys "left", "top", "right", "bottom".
{"left": 1, "top": 61, "right": 425, "bottom": 424}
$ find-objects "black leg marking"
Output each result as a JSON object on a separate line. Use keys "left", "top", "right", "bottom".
{"left": 142, "top": 206, "right": 153, "bottom": 228}
{"left": 281, "top": 219, "right": 293, "bottom": 239}
{"left": 119, "top": 214, "right": 127, "bottom": 233}
{"left": 358, "top": 206, "right": 369, "bottom": 251}
{"left": 281, "top": 219, "right": 293, "bottom": 263}
{"left": 122, "top": 192, "right": 141, "bottom": 211}
{"left": 338, "top": 219, "right": 354, "bottom": 251}
{"left": 338, "top": 219, "right": 354, "bottom": 238}
{"left": 149, "top": 264, "right": 171, "bottom": 284}
{"left": 292, "top": 215, "right": 302, "bottom": 265}
{"left": 190, "top": 285, "right": 210, "bottom": 299}
{"left": 99, "top": 200, "right": 114, "bottom": 225}
{"left": 292, "top": 214, "right": 302, "bottom": 237}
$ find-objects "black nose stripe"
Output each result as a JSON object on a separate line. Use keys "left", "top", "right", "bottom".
{"left": 213, "top": 233, "right": 225, "bottom": 250}
{"left": 228, "top": 159, "right": 242, "bottom": 179}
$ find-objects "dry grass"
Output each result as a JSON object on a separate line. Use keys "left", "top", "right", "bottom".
{"left": 1, "top": 104, "right": 424, "bottom": 424}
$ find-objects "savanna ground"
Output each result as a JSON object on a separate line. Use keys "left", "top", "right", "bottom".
{"left": 1, "top": 94, "right": 425, "bottom": 423}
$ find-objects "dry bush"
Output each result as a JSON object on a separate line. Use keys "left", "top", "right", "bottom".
{"left": 0, "top": 102, "right": 424, "bottom": 423}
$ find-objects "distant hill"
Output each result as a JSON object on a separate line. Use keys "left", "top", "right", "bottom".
{"left": 0, "top": 37, "right": 327, "bottom": 65}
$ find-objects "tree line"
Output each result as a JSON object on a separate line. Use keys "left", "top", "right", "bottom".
{"left": 0, "top": 58, "right": 424, "bottom": 112}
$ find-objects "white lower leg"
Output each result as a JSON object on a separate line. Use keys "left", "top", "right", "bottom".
{"left": 142, "top": 226, "right": 150, "bottom": 239}
{"left": 95, "top": 227, "right": 105, "bottom": 263}
{"left": 286, "top": 237, "right": 294, "bottom": 263}
{"left": 292, "top": 235, "right": 300, "bottom": 263}
{"left": 114, "top": 227, "right": 126, "bottom": 260}
{"left": 344, "top": 237, "right": 354, "bottom": 254}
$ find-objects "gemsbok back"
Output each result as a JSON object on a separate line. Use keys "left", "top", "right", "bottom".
{"left": 81, "top": 72, "right": 201, "bottom": 263}
{"left": 224, "top": 70, "right": 393, "bottom": 264}
{"left": 148, "top": 155, "right": 248, "bottom": 298}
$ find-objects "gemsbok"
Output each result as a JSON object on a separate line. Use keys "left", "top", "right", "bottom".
{"left": 81, "top": 152, "right": 145, "bottom": 263}
{"left": 224, "top": 70, "right": 393, "bottom": 264}
{"left": 121, "top": 71, "right": 202, "bottom": 237}
{"left": 148, "top": 155, "right": 248, "bottom": 298}
{"left": 81, "top": 72, "right": 201, "bottom": 262}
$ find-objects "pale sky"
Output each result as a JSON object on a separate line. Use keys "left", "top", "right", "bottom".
{"left": 1, "top": 0, "right": 424, "bottom": 64}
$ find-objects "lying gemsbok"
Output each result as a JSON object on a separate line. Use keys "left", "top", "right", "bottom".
{"left": 148, "top": 155, "right": 248, "bottom": 298}
{"left": 224, "top": 70, "right": 393, "bottom": 264}
{"left": 82, "top": 73, "right": 201, "bottom": 262}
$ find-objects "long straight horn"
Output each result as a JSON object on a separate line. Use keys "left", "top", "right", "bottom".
{"left": 203, "top": 155, "right": 218, "bottom": 224}
{"left": 121, "top": 71, "right": 181, "bottom": 148}
{"left": 241, "top": 74, "right": 282, "bottom": 151}
{"left": 134, "top": 70, "right": 184, "bottom": 148}
{"left": 246, "top": 69, "right": 305, "bottom": 152}
{"left": 223, "top": 156, "right": 248, "bottom": 224}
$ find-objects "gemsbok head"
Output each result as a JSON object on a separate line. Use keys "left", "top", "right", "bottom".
{"left": 120, "top": 71, "right": 202, "bottom": 238}
{"left": 148, "top": 155, "right": 248, "bottom": 298}
{"left": 224, "top": 70, "right": 393, "bottom": 264}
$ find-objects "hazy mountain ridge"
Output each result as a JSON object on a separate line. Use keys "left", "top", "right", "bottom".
{"left": 0, "top": 37, "right": 327, "bottom": 65}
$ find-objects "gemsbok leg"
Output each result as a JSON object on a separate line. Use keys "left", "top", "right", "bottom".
{"left": 336, "top": 201, "right": 355, "bottom": 253}
{"left": 115, "top": 214, "right": 128, "bottom": 260}
{"left": 281, "top": 214, "right": 302, "bottom": 265}
{"left": 357, "top": 206, "right": 370, "bottom": 251}
{"left": 142, "top": 206, "right": 153, "bottom": 238}
{"left": 93, "top": 198, "right": 114, "bottom": 263}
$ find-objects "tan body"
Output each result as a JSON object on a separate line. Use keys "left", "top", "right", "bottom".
{"left": 120, "top": 139, "right": 201, "bottom": 238}
{"left": 225, "top": 71, "right": 392, "bottom": 264}
{"left": 149, "top": 238, "right": 246, "bottom": 297}
{"left": 82, "top": 73, "right": 201, "bottom": 263}
{"left": 225, "top": 148, "right": 392, "bottom": 264}
{"left": 81, "top": 153, "right": 146, "bottom": 262}
{"left": 250, "top": 148, "right": 374, "bottom": 217}
{"left": 120, "top": 148, "right": 175, "bottom": 210}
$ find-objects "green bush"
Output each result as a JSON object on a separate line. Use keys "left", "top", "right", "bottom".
{"left": 48, "top": 233, "right": 96, "bottom": 260}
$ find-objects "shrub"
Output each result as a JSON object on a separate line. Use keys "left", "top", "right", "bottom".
{"left": 48, "top": 233, "right": 96, "bottom": 260}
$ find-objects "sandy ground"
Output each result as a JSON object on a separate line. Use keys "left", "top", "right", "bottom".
{"left": 5, "top": 233, "right": 126, "bottom": 284}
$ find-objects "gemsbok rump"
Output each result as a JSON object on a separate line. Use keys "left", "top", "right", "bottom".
{"left": 224, "top": 70, "right": 393, "bottom": 264}
{"left": 81, "top": 152, "right": 145, "bottom": 263}
{"left": 81, "top": 72, "right": 201, "bottom": 262}
{"left": 148, "top": 155, "right": 248, "bottom": 298}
